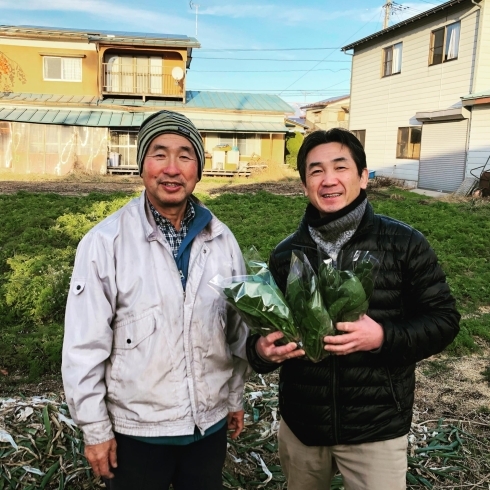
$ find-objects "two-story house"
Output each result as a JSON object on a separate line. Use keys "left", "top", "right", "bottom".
{"left": 301, "top": 95, "right": 350, "bottom": 134}
{"left": 342, "top": 0, "right": 490, "bottom": 192}
{"left": 0, "top": 25, "right": 292, "bottom": 176}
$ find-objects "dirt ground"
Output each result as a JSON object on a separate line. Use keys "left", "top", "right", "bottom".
{"left": 1, "top": 175, "right": 489, "bottom": 420}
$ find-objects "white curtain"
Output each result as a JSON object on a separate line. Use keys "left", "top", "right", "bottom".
{"left": 446, "top": 22, "right": 460, "bottom": 60}
{"left": 392, "top": 43, "right": 402, "bottom": 74}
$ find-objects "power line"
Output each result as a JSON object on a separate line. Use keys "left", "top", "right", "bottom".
{"left": 193, "top": 57, "right": 351, "bottom": 62}
{"left": 199, "top": 47, "right": 341, "bottom": 51}
{"left": 192, "top": 68, "right": 351, "bottom": 73}
{"left": 278, "top": 8, "right": 381, "bottom": 95}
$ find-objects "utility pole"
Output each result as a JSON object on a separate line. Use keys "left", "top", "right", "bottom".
{"left": 189, "top": 1, "right": 200, "bottom": 38}
{"left": 383, "top": 0, "right": 392, "bottom": 29}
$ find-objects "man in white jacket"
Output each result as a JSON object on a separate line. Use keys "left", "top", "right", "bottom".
{"left": 62, "top": 110, "right": 250, "bottom": 490}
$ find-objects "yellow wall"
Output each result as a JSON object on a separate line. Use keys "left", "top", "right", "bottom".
{"left": 0, "top": 43, "right": 99, "bottom": 95}
{"left": 260, "top": 133, "right": 285, "bottom": 165}
{"left": 0, "top": 40, "right": 188, "bottom": 97}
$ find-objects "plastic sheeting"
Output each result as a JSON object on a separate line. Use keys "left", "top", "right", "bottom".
{"left": 0, "top": 122, "right": 108, "bottom": 175}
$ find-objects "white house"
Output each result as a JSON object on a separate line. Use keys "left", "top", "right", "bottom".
{"left": 342, "top": 0, "right": 490, "bottom": 192}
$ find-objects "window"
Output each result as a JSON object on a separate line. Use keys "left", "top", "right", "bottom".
{"left": 396, "top": 127, "right": 421, "bottom": 159}
{"left": 105, "top": 55, "right": 164, "bottom": 94}
{"left": 110, "top": 131, "right": 138, "bottom": 166}
{"left": 351, "top": 130, "right": 366, "bottom": 148}
{"left": 217, "top": 133, "right": 260, "bottom": 156}
{"left": 313, "top": 111, "right": 321, "bottom": 123}
{"left": 382, "top": 43, "right": 402, "bottom": 77}
{"left": 43, "top": 57, "right": 82, "bottom": 81}
{"left": 429, "top": 22, "right": 460, "bottom": 65}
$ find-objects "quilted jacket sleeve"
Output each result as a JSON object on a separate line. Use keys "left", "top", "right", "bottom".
{"left": 378, "top": 228, "right": 460, "bottom": 366}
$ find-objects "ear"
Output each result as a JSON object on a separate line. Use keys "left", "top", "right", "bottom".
{"left": 301, "top": 180, "right": 308, "bottom": 197}
{"left": 360, "top": 168, "right": 369, "bottom": 189}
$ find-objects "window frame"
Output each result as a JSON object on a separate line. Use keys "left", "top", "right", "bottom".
{"left": 351, "top": 130, "right": 366, "bottom": 148}
{"left": 43, "top": 56, "right": 82, "bottom": 82}
{"left": 429, "top": 21, "right": 460, "bottom": 66}
{"left": 382, "top": 42, "right": 402, "bottom": 77}
{"left": 396, "top": 126, "right": 422, "bottom": 160}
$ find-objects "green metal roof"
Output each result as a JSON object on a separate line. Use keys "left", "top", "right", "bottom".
{"left": 0, "top": 107, "right": 288, "bottom": 132}
{"left": 0, "top": 91, "right": 293, "bottom": 113}
{"left": 461, "top": 90, "right": 490, "bottom": 101}
{"left": 102, "top": 91, "right": 293, "bottom": 112}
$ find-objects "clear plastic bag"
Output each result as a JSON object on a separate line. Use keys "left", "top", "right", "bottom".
{"left": 286, "top": 251, "right": 334, "bottom": 362}
{"left": 209, "top": 247, "right": 300, "bottom": 345}
{"left": 318, "top": 251, "right": 381, "bottom": 325}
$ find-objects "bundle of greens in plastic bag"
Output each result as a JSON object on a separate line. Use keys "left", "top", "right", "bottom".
{"left": 285, "top": 251, "right": 334, "bottom": 362}
{"left": 209, "top": 248, "right": 300, "bottom": 345}
{"left": 318, "top": 251, "right": 379, "bottom": 325}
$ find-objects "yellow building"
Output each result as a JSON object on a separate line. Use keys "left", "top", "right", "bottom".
{"left": 0, "top": 25, "right": 292, "bottom": 175}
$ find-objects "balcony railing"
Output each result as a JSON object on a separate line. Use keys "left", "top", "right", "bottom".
{"left": 102, "top": 63, "right": 183, "bottom": 97}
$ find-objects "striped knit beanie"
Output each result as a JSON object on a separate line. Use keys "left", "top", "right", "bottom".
{"left": 137, "top": 110, "right": 205, "bottom": 180}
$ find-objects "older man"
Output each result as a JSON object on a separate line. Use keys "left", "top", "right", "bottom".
{"left": 247, "top": 128, "right": 460, "bottom": 490}
{"left": 62, "top": 110, "right": 249, "bottom": 490}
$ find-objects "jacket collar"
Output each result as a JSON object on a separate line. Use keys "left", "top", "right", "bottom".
{"left": 137, "top": 190, "right": 224, "bottom": 242}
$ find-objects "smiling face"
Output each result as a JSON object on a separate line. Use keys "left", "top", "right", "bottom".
{"left": 303, "top": 142, "right": 368, "bottom": 216}
{"left": 141, "top": 133, "right": 199, "bottom": 221}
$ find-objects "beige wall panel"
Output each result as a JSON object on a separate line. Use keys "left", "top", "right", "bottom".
{"left": 349, "top": 4, "right": 479, "bottom": 182}
{"left": 473, "top": 2, "right": 490, "bottom": 92}
{"left": 466, "top": 105, "right": 490, "bottom": 176}
{"left": 0, "top": 43, "right": 98, "bottom": 94}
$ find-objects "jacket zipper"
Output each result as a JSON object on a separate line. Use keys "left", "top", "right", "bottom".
{"left": 385, "top": 367, "right": 402, "bottom": 412}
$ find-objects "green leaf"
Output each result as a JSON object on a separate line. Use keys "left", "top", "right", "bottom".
{"left": 286, "top": 251, "right": 334, "bottom": 362}
{"left": 40, "top": 460, "right": 60, "bottom": 489}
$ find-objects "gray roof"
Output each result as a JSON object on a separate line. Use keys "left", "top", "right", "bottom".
{"left": 0, "top": 91, "right": 294, "bottom": 113}
{"left": 0, "top": 107, "right": 289, "bottom": 132}
{"left": 342, "top": 0, "right": 471, "bottom": 51}
{"left": 461, "top": 90, "right": 490, "bottom": 101}
{"left": 301, "top": 94, "right": 350, "bottom": 110}
{"left": 0, "top": 25, "right": 200, "bottom": 47}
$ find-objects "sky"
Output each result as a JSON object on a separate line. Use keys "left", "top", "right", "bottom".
{"left": 1, "top": 0, "right": 447, "bottom": 110}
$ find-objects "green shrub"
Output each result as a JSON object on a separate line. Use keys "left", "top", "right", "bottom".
{"left": 285, "top": 131, "right": 304, "bottom": 169}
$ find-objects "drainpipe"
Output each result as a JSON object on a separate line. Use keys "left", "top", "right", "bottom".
{"left": 470, "top": 0, "right": 482, "bottom": 94}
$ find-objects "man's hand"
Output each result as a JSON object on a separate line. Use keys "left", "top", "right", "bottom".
{"left": 84, "top": 438, "right": 118, "bottom": 479}
{"left": 324, "top": 314, "right": 384, "bottom": 355}
{"left": 227, "top": 410, "right": 245, "bottom": 440}
{"left": 256, "top": 331, "right": 305, "bottom": 363}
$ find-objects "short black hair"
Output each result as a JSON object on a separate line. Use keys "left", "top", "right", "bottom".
{"left": 297, "top": 128, "right": 367, "bottom": 183}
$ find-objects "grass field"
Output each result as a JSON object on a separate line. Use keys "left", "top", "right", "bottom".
{"left": 0, "top": 182, "right": 489, "bottom": 489}
{"left": 1, "top": 184, "right": 489, "bottom": 379}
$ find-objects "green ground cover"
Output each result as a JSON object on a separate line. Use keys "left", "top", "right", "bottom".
{"left": 0, "top": 185, "right": 489, "bottom": 489}
{"left": 0, "top": 187, "right": 489, "bottom": 379}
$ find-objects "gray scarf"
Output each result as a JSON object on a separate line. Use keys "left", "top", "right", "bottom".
{"left": 308, "top": 199, "right": 367, "bottom": 262}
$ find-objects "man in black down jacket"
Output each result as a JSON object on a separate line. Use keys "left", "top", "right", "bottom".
{"left": 246, "top": 129, "right": 460, "bottom": 490}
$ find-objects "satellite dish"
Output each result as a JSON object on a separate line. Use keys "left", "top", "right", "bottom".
{"left": 172, "top": 66, "right": 184, "bottom": 81}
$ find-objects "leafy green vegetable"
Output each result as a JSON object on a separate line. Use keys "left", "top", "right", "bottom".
{"left": 318, "top": 260, "right": 370, "bottom": 324}
{"left": 222, "top": 275, "right": 300, "bottom": 344}
{"left": 286, "top": 251, "right": 334, "bottom": 362}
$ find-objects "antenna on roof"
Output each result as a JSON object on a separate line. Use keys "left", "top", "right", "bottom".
{"left": 189, "top": 1, "right": 200, "bottom": 38}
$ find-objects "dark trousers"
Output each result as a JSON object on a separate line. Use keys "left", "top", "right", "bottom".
{"left": 104, "top": 426, "right": 227, "bottom": 490}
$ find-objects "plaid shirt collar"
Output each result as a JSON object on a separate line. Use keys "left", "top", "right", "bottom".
{"left": 148, "top": 199, "right": 196, "bottom": 258}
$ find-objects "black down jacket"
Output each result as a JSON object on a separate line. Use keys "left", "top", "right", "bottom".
{"left": 246, "top": 202, "right": 460, "bottom": 446}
